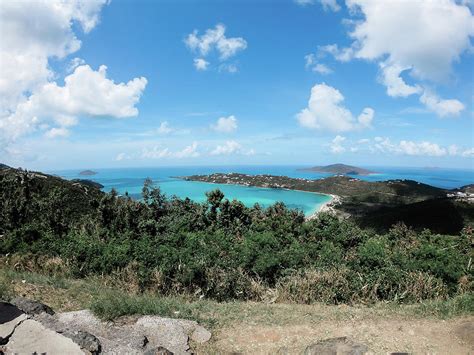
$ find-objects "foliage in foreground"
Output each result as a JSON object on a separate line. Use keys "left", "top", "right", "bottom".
{"left": 0, "top": 170, "right": 473, "bottom": 305}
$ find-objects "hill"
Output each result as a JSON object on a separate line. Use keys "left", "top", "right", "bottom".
{"left": 79, "top": 170, "right": 98, "bottom": 176}
{"left": 298, "top": 163, "right": 375, "bottom": 175}
{"left": 182, "top": 172, "right": 474, "bottom": 233}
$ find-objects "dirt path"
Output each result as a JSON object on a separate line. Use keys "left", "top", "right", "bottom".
{"left": 198, "top": 316, "right": 473, "bottom": 354}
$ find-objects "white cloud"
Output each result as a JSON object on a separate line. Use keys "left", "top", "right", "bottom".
{"left": 321, "top": 0, "right": 473, "bottom": 114}
{"left": 419, "top": 91, "right": 465, "bottom": 117}
{"left": 398, "top": 140, "right": 447, "bottom": 157}
{"left": 67, "top": 57, "right": 86, "bottom": 73}
{"left": 175, "top": 142, "right": 200, "bottom": 158}
{"left": 218, "top": 63, "right": 239, "bottom": 73}
{"left": 115, "top": 152, "right": 130, "bottom": 161}
{"left": 330, "top": 135, "right": 346, "bottom": 153}
{"left": 373, "top": 137, "right": 446, "bottom": 157}
{"left": 318, "top": 44, "right": 353, "bottom": 62}
{"left": 45, "top": 127, "right": 69, "bottom": 139}
{"left": 0, "top": 0, "right": 148, "bottom": 153}
{"left": 461, "top": 148, "right": 474, "bottom": 157}
{"left": 211, "top": 115, "right": 238, "bottom": 133}
{"left": 141, "top": 142, "right": 200, "bottom": 160}
{"left": 157, "top": 121, "right": 174, "bottom": 134}
{"left": 354, "top": 137, "right": 474, "bottom": 158}
{"left": 185, "top": 24, "right": 247, "bottom": 71}
{"left": 1, "top": 65, "right": 147, "bottom": 144}
{"left": 305, "top": 54, "right": 333, "bottom": 74}
{"left": 294, "top": 0, "right": 340, "bottom": 11}
{"left": 345, "top": 0, "right": 473, "bottom": 82}
{"left": 357, "top": 107, "right": 374, "bottom": 128}
{"left": 313, "top": 63, "right": 333, "bottom": 75}
{"left": 0, "top": 0, "right": 109, "bottom": 115}
{"left": 379, "top": 61, "right": 421, "bottom": 98}
{"left": 210, "top": 140, "right": 253, "bottom": 156}
{"left": 193, "top": 58, "right": 209, "bottom": 71}
{"left": 296, "top": 83, "right": 374, "bottom": 132}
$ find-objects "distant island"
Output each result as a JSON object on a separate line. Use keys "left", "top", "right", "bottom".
{"left": 298, "top": 163, "right": 375, "bottom": 176}
{"left": 79, "top": 170, "right": 98, "bottom": 176}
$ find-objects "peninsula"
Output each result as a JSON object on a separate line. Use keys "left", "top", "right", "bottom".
{"left": 182, "top": 172, "right": 473, "bottom": 233}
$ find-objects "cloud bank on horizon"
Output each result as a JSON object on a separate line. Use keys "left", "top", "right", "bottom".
{"left": 0, "top": 0, "right": 473, "bottom": 169}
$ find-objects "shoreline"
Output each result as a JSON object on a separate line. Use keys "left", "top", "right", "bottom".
{"left": 306, "top": 193, "right": 341, "bottom": 220}
{"left": 179, "top": 177, "right": 336, "bottom": 218}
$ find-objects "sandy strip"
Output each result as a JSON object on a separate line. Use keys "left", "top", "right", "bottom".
{"left": 306, "top": 193, "right": 341, "bottom": 220}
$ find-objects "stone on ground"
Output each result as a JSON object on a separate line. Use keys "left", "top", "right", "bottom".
{"left": 5, "top": 319, "right": 84, "bottom": 354}
{"left": 11, "top": 297, "right": 54, "bottom": 315}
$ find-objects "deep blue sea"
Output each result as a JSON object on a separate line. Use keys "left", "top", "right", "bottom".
{"left": 52, "top": 165, "right": 474, "bottom": 216}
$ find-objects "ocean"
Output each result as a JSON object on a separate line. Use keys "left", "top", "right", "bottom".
{"left": 52, "top": 165, "right": 474, "bottom": 216}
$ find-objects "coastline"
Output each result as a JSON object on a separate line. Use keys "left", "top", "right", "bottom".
{"left": 306, "top": 193, "right": 341, "bottom": 220}
{"left": 179, "top": 177, "right": 336, "bottom": 218}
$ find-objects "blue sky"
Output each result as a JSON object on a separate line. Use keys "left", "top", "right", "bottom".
{"left": 1, "top": 0, "right": 473, "bottom": 170}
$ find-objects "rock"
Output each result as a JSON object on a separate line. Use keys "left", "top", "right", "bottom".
{"left": 66, "top": 329, "right": 102, "bottom": 354}
{"left": 135, "top": 316, "right": 191, "bottom": 354}
{"left": 190, "top": 325, "right": 211, "bottom": 343}
{"left": 304, "top": 337, "right": 370, "bottom": 355}
{"left": 454, "top": 321, "right": 474, "bottom": 346}
{"left": 11, "top": 297, "right": 54, "bottom": 316}
{"left": 144, "top": 346, "right": 174, "bottom": 355}
{"left": 5, "top": 319, "right": 83, "bottom": 354}
{"left": 55, "top": 310, "right": 211, "bottom": 354}
{"left": 0, "top": 302, "right": 28, "bottom": 345}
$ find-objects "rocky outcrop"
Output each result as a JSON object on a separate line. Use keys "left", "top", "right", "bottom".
{"left": 0, "top": 299, "right": 211, "bottom": 354}
{"left": 11, "top": 297, "right": 55, "bottom": 316}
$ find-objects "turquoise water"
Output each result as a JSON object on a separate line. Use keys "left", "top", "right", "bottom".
{"left": 52, "top": 165, "right": 474, "bottom": 216}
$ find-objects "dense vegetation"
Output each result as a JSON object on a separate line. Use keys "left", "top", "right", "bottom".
{"left": 0, "top": 167, "right": 472, "bottom": 305}
{"left": 185, "top": 173, "right": 473, "bottom": 233}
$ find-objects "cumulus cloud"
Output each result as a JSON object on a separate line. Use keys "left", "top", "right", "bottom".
{"left": 67, "top": 57, "right": 86, "bottom": 73}
{"left": 379, "top": 61, "right": 421, "bottom": 98}
{"left": 294, "top": 0, "right": 340, "bottom": 11}
{"left": 373, "top": 137, "right": 455, "bottom": 157}
{"left": 185, "top": 24, "right": 247, "bottom": 71}
{"left": 1, "top": 65, "right": 147, "bottom": 143}
{"left": 330, "top": 135, "right": 346, "bottom": 153}
{"left": 0, "top": 0, "right": 109, "bottom": 115}
{"left": 193, "top": 58, "right": 209, "bottom": 71}
{"left": 211, "top": 115, "right": 238, "bottom": 133}
{"left": 141, "top": 142, "right": 200, "bottom": 159}
{"left": 0, "top": 0, "right": 147, "bottom": 152}
{"left": 321, "top": 0, "right": 473, "bottom": 115}
{"left": 419, "top": 91, "right": 465, "bottom": 117}
{"left": 296, "top": 83, "right": 374, "bottom": 132}
{"left": 210, "top": 140, "right": 254, "bottom": 156}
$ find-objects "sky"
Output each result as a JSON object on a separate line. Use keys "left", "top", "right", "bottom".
{"left": 0, "top": 0, "right": 473, "bottom": 170}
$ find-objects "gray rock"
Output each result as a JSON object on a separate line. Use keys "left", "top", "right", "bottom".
{"left": 5, "top": 319, "right": 83, "bottom": 354}
{"left": 304, "top": 337, "right": 370, "bottom": 355}
{"left": 0, "top": 303, "right": 28, "bottom": 345}
{"left": 66, "top": 329, "right": 102, "bottom": 354}
{"left": 11, "top": 297, "right": 54, "bottom": 315}
{"left": 190, "top": 325, "right": 212, "bottom": 344}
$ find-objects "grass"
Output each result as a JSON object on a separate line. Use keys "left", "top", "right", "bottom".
{"left": 1, "top": 266, "right": 472, "bottom": 330}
